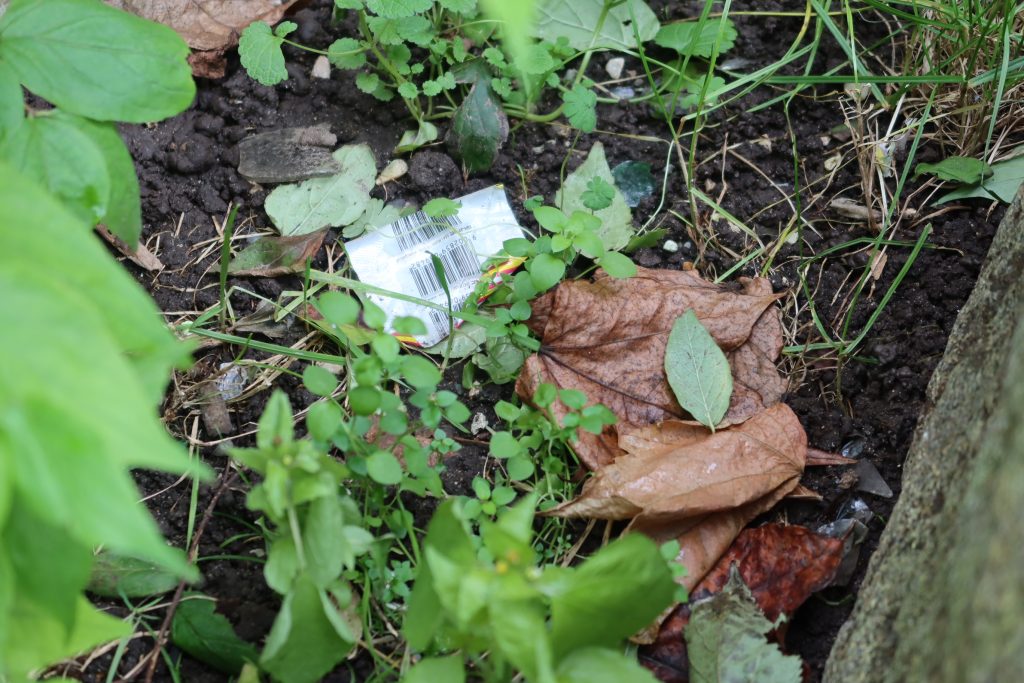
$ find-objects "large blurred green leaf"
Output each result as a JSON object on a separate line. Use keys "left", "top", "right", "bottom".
{"left": 0, "top": 0, "right": 195, "bottom": 122}
{"left": 172, "top": 596, "right": 259, "bottom": 675}
{"left": 534, "top": 0, "right": 659, "bottom": 52}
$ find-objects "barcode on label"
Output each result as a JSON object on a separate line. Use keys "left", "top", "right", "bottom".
{"left": 428, "top": 292, "right": 472, "bottom": 338}
{"left": 393, "top": 211, "right": 464, "bottom": 251}
{"left": 407, "top": 240, "right": 481, "bottom": 298}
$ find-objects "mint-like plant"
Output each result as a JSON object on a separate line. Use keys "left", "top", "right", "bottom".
{"left": 0, "top": 0, "right": 198, "bottom": 677}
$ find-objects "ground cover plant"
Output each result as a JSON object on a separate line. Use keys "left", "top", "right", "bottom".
{"left": 2, "top": 0, "right": 1022, "bottom": 681}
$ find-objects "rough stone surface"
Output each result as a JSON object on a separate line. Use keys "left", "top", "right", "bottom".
{"left": 825, "top": 188, "right": 1024, "bottom": 682}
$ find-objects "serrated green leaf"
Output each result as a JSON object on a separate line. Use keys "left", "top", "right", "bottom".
{"left": 447, "top": 81, "right": 509, "bottom": 174}
{"left": 239, "top": 21, "right": 289, "bottom": 86}
{"left": 582, "top": 176, "right": 615, "bottom": 211}
{"left": 534, "top": 0, "right": 660, "bottom": 52}
{"left": 664, "top": 309, "right": 732, "bottom": 430}
{"left": 0, "top": 0, "right": 194, "bottom": 122}
{"left": 655, "top": 18, "right": 738, "bottom": 58}
{"left": 367, "top": 0, "right": 432, "bottom": 18}
{"left": 563, "top": 84, "right": 597, "bottom": 133}
{"left": 266, "top": 144, "right": 376, "bottom": 235}
{"left": 171, "top": 596, "right": 258, "bottom": 675}
{"left": 685, "top": 567, "right": 802, "bottom": 683}
{"left": 366, "top": 15, "right": 435, "bottom": 46}
{"left": 328, "top": 38, "right": 367, "bottom": 69}
{"left": 0, "top": 114, "right": 110, "bottom": 225}
{"left": 556, "top": 142, "right": 634, "bottom": 250}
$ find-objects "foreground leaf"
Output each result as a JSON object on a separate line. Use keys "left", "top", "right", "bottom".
{"left": 402, "top": 655, "right": 467, "bottom": 683}
{"left": 171, "top": 596, "right": 258, "bottom": 674}
{"left": 87, "top": 552, "right": 180, "bottom": 598}
{"left": 106, "top": 0, "right": 302, "bottom": 78}
{"left": 228, "top": 230, "right": 328, "bottom": 277}
{"left": 534, "top": 0, "right": 660, "bottom": 52}
{"left": 446, "top": 81, "right": 509, "bottom": 174}
{"left": 0, "top": 0, "right": 194, "bottom": 122}
{"left": 558, "top": 647, "right": 661, "bottom": 683}
{"left": 265, "top": 144, "right": 376, "bottom": 235}
{"left": 556, "top": 142, "right": 634, "bottom": 251}
{"left": 665, "top": 310, "right": 733, "bottom": 430}
{"left": 654, "top": 18, "right": 737, "bottom": 58}
{"left": 685, "top": 568, "right": 802, "bottom": 683}
{"left": 516, "top": 267, "right": 785, "bottom": 468}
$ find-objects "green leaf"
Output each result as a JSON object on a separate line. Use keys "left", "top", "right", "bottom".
{"left": 557, "top": 647, "right": 661, "bottom": 682}
{"left": 937, "top": 154, "right": 1024, "bottom": 204}
{"left": 582, "top": 176, "right": 615, "bottom": 211}
{"left": 402, "top": 655, "right": 466, "bottom": 683}
{"left": 664, "top": 309, "right": 732, "bottom": 430}
{"left": 446, "top": 81, "right": 509, "bottom": 174}
{"left": 0, "top": 61, "right": 24, "bottom": 140}
{"left": 556, "top": 142, "right": 634, "bottom": 250}
{"left": 307, "top": 400, "right": 342, "bottom": 441}
{"left": 367, "top": 450, "right": 403, "bottom": 485}
{"left": 507, "top": 455, "right": 535, "bottom": 481}
{"left": 654, "top": 18, "right": 738, "bottom": 58}
{"left": 266, "top": 144, "right": 376, "bottom": 235}
{"left": 327, "top": 37, "right": 366, "bottom": 69}
{"left": 366, "top": 15, "right": 435, "bottom": 46}
{"left": 396, "top": 121, "right": 440, "bottom": 153}
{"left": 239, "top": 21, "right": 292, "bottom": 86}
{"left": 563, "top": 85, "right": 597, "bottom": 133}
{"left": 0, "top": 161, "right": 203, "bottom": 575}
{"left": 260, "top": 575, "right": 356, "bottom": 683}
{"left": 367, "top": 0, "right": 432, "bottom": 18}
{"left": 401, "top": 356, "right": 442, "bottom": 389}
{"left": 348, "top": 386, "right": 382, "bottom": 416}
{"left": 916, "top": 156, "right": 992, "bottom": 184}
{"left": 490, "top": 431, "right": 522, "bottom": 458}
{"left": 424, "top": 197, "right": 462, "bottom": 217}
{"left": 478, "top": 0, "right": 538, "bottom": 73}
{"left": 534, "top": 0, "right": 660, "bottom": 52}
{"left": 0, "top": 114, "right": 111, "bottom": 225}
{"left": 528, "top": 253, "right": 567, "bottom": 291}
{"left": 302, "top": 365, "right": 339, "bottom": 398}
{"left": 0, "top": 0, "right": 194, "bottom": 122}
{"left": 87, "top": 552, "right": 181, "bottom": 598}
{"left": 317, "top": 291, "right": 361, "bottom": 326}
{"left": 597, "top": 251, "right": 636, "bottom": 279}
{"left": 550, "top": 534, "right": 675, "bottom": 659}
{"left": 60, "top": 114, "right": 142, "bottom": 246}
{"left": 440, "top": 0, "right": 477, "bottom": 12}
{"left": 303, "top": 496, "right": 347, "bottom": 587}
{"left": 685, "top": 567, "right": 802, "bottom": 683}
{"left": 171, "top": 596, "right": 258, "bottom": 675}
{"left": 257, "top": 391, "right": 294, "bottom": 451}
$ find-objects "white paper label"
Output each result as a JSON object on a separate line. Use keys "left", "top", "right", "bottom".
{"left": 346, "top": 185, "right": 525, "bottom": 347}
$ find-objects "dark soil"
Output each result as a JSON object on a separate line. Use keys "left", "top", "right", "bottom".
{"left": 69, "top": 1, "right": 1005, "bottom": 681}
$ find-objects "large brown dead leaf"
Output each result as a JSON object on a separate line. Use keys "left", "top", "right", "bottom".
{"left": 639, "top": 524, "right": 845, "bottom": 683}
{"left": 515, "top": 267, "right": 786, "bottom": 469}
{"left": 106, "top": 1, "right": 302, "bottom": 78}
{"left": 549, "top": 404, "right": 805, "bottom": 527}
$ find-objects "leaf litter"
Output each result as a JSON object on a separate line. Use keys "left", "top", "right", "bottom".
{"left": 513, "top": 265, "right": 851, "bottom": 678}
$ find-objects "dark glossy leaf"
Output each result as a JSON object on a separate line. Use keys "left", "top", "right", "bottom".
{"left": 171, "top": 596, "right": 258, "bottom": 674}
{"left": 446, "top": 81, "right": 509, "bottom": 174}
{"left": 228, "top": 230, "right": 327, "bottom": 277}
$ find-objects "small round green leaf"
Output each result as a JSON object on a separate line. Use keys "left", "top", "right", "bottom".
{"left": 348, "top": 386, "right": 382, "bottom": 416}
{"left": 302, "top": 365, "right": 338, "bottom": 397}
{"left": 598, "top": 251, "right": 637, "bottom": 279}
{"left": 528, "top": 253, "right": 566, "bottom": 292}
{"left": 367, "top": 450, "right": 403, "bottom": 485}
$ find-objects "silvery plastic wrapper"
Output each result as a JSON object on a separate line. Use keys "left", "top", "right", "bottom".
{"left": 346, "top": 185, "right": 525, "bottom": 346}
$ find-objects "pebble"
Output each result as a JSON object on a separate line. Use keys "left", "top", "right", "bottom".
{"left": 840, "top": 435, "right": 867, "bottom": 459}
{"left": 605, "top": 57, "right": 625, "bottom": 80}
{"left": 471, "top": 412, "right": 489, "bottom": 434}
{"left": 215, "top": 363, "right": 249, "bottom": 401}
{"left": 663, "top": 240, "right": 679, "bottom": 253}
{"left": 311, "top": 56, "right": 331, "bottom": 79}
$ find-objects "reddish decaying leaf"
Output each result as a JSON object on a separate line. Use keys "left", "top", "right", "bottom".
{"left": 639, "top": 524, "right": 845, "bottom": 683}
{"left": 106, "top": 0, "right": 302, "bottom": 78}
{"left": 515, "top": 267, "right": 786, "bottom": 469}
{"left": 227, "top": 229, "right": 327, "bottom": 277}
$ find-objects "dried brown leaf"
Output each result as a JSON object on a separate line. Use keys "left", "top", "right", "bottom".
{"left": 105, "top": 0, "right": 301, "bottom": 78}
{"left": 549, "top": 404, "right": 805, "bottom": 528}
{"left": 639, "top": 524, "right": 845, "bottom": 683}
{"left": 97, "top": 225, "right": 164, "bottom": 271}
{"left": 515, "top": 267, "right": 785, "bottom": 468}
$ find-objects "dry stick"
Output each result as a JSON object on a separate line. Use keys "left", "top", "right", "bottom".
{"left": 135, "top": 466, "right": 240, "bottom": 683}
